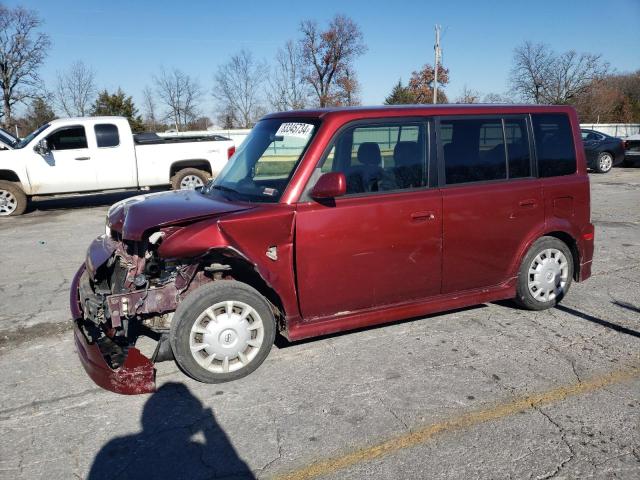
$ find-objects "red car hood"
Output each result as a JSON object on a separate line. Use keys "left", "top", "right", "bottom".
{"left": 108, "top": 190, "right": 253, "bottom": 241}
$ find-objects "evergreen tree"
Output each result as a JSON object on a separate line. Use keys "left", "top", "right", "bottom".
{"left": 92, "top": 88, "right": 145, "bottom": 132}
{"left": 384, "top": 80, "right": 416, "bottom": 105}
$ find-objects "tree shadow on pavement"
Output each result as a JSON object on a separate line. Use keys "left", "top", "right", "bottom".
{"left": 555, "top": 304, "right": 640, "bottom": 339}
{"left": 87, "top": 382, "right": 255, "bottom": 480}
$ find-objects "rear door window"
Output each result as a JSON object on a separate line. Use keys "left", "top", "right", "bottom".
{"left": 505, "top": 119, "right": 531, "bottom": 178}
{"left": 532, "top": 114, "right": 576, "bottom": 177}
{"left": 439, "top": 117, "right": 507, "bottom": 184}
{"left": 95, "top": 124, "right": 120, "bottom": 148}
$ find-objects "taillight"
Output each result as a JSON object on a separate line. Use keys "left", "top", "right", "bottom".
{"left": 227, "top": 146, "right": 236, "bottom": 159}
{"left": 623, "top": 140, "right": 628, "bottom": 150}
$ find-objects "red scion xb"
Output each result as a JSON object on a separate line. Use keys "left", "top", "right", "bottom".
{"left": 70, "top": 105, "right": 594, "bottom": 394}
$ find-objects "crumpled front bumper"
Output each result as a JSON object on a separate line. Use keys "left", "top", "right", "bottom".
{"left": 70, "top": 250, "right": 156, "bottom": 395}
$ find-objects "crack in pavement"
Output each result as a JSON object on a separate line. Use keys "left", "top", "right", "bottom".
{"left": 533, "top": 407, "right": 576, "bottom": 479}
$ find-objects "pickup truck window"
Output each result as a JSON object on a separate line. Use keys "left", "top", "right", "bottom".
{"left": 95, "top": 124, "right": 120, "bottom": 148}
{"left": 47, "top": 126, "right": 88, "bottom": 150}
{"left": 207, "top": 118, "right": 319, "bottom": 203}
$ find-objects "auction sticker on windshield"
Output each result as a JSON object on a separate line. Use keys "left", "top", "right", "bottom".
{"left": 275, "top": 122, "right": 314, "bottom": 139}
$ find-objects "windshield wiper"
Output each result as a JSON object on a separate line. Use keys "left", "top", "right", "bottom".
{"left": 210, "top": 184, "right": 238, "bottom": 194}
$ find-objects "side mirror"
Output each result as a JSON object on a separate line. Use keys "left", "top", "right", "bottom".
{"left": 34, "top": 139, "right": 50, "bottom": 155}
{"left": 310, "top": 172, "right": 347, "bottom": 199}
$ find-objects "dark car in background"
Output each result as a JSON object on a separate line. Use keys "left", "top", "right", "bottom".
{"left": 623, "top": 134, "right": 640, "bottom": 167}
{"left": 580, "top": 129, "right": 625, "bottom": 173}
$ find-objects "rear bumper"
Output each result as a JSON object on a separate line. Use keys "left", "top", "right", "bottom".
{"left": 70, "top": 264, "right": 156, "bottom": 395}
{"left": 577, "top": 223, "right": 595, "bottom": 282}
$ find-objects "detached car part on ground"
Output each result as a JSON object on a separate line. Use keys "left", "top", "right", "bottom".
{"left": 71, "top": 105, "right": 595, "bottom": 394}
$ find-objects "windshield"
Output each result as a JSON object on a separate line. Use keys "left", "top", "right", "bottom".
{"left": 14, "top": 123, "right": 50, "bottom": 149}
{"left": 203, "top": 118, "right": 319, "bottom": 203}
{"left": 0, "top": 127, "right": 17, "bottom": 147}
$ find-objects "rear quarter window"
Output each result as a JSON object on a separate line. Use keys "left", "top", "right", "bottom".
{"left": 95, "top": 124, "right": 120, "bottom": 148}
{"left": 532, "top": 114, "right": 576, "bottom": 177}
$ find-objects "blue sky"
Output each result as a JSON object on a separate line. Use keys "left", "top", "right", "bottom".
{"left": 6, "top": 0, "right": 640, "bottom": 120}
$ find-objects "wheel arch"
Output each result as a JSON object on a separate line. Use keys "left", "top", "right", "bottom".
{"left": 170, "top": 159, "right": 213, "bottom": 177}
{"left": 197, "top": 249, "right": 288, "bottom": 332}
{"left": 529, "top": 230, "right": 581, "bottom": 281}
{"left": 0, "top": 169, "right": 23, "bottom": 184}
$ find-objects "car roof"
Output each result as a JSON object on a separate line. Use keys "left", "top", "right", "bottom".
{"left": 263, "top": 104, "right": 577, "bottom": 121}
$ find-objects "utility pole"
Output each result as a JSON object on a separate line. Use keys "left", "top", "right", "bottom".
{"left": 433, "top": 24, "right": 441, "bottom": 104}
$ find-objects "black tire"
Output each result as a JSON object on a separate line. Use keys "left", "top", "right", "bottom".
{"left": 0, "top": 180, "right": 27, "bottom": 216}
{"left": 594, "top": 151, "right": 613, "bottom": 173}
{"left": 170, "top": 167, "right": 211, "bottom": 190}
{"left": 170, "top": 280, "right": 276, "bottom": 384}
{"left": 514, "top": 236, "right": 574, "bottom": 311}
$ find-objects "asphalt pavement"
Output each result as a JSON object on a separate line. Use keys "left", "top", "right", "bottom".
{"left": 0, "top": 171, "right": 638, "bottom": 479}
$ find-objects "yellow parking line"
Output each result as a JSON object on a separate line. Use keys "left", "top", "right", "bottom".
{"left": 274, "top": 366, "right": 640, "bottom": 480}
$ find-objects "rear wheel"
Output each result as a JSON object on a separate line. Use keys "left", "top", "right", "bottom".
{"left": 515, "top": 236, "right": 573, "bottom": 310}
{"left": 0, "top": 180, "right": 27, "bottom": 216}
{"left": 171, "top": 281, "right": 276, "bottom": 383}
{"left": 595, "top": 152, "right": 613, "bottom": 173}
{"left": 170, "top": 167, "right": 210, "bottom": 190}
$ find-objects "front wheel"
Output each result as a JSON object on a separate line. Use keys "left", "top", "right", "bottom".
{"left": 514, "top": 236, "right": 573, "bottom": 310}
{"left": 170, "top": 281, "right": 276, "bottom": 383}
{"left": 595, "top": 152, "right": 613, "bottom": 173}
{"left": 0, "top": 180, "right": 27, "bottom": 216}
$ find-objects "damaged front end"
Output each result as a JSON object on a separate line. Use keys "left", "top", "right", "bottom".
{"left": 71, "top": 231, "right": 222, "bottom": 394}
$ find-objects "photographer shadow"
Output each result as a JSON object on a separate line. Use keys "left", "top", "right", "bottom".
{"left": 87, "top": 382, "right": 254, "bottom": 480}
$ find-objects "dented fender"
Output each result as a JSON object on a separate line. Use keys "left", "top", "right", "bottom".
{"left": 158, "top": 205, "right": 301, "bottom": 322}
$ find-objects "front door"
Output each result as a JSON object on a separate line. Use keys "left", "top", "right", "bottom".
{"left": 295, "top": 120, "right": 442, "bottom": 320}
{"left": 27, "top": 125, "right": 97, "bottom": 194}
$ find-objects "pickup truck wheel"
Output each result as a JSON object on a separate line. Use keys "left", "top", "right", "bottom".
{"left": 595, "top": 152, "right": 613, "bottom": 173}
{"left": 171, "top": 168, "right": 210, "bottom": 190}
{"left": 514, "top": 236, "right": 573, "bottom": 311}
{"left": 0, "top": 181, "right": 27, "bottom": 216}
{"left": 170, "top": 280, "right": 276, "bottom": 383}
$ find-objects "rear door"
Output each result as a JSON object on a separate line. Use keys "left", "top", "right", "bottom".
{"left": 438, "top": 115, "right": 544, "bottom": 293}
{"left": 295, "top": 119, "right": 443, "bottom": 319}
{"left": 92, "top": 122, "right": 138, "bottom": 189}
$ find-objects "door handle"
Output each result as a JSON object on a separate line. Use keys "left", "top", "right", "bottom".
{"left": 518, "top": 199, "right": 537, "bottom": 208}
{"left": 411, "top": 211, "right": 436, "bottom": 221}
{"left": 75, "top": 156, "right": 91, "bottom": 161}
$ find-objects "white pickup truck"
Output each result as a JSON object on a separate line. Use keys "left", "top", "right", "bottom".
{"left": 0, "top": 116, "right": 236, "bottom": 216}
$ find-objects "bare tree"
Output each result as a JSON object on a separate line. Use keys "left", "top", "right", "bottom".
{"left": 299, "top": 15, "right": 366, "bottom": 107}
{"left": 455, "top": 85, "right": 481, "bottom": 104}
{"left": 509, "top": 41, "right": 553, "bottom": 103}
{"left": 213, "top": 49, "right": 267, "bottom": 128}
{"left": 509, "top": 41, "right": 609, "bottom": 104}
{"left": 545, "top": 50, "right": 609, "bottom": 104}
{"left": 55, "top": 61, "right": 96, "bottom": 116}
{"left": 483, "top": 92, "right": 513, "bottom": 103}
{"left": 0, "top": 5, "right": 50, "bottom": 128}
{"left": 267, "top": 40, "right": 308, "bottom": 111}
{"left": 334, "top": 67, "right": 361, "bottom": 106}
{"left": 154, "top": 68, "right": 202, "bottom": 131}
{"left": 141, "top": 85, "right": 158, "bottom": 131}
